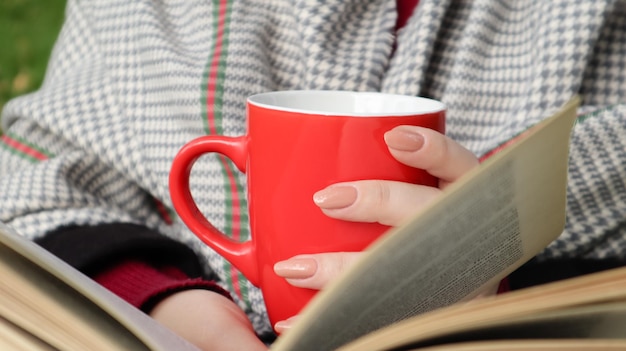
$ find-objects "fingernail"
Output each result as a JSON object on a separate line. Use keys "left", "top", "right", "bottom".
{"left": 313, "top": 185, "right": 357, "bottom": 209}
{"left": 384, "top": 128, "right": 424, "bottom": 151}
{"left": 274, "top": 320, "right": 290, "bottom": 333}
{"left": 274, "top": 258, "right": 317, "bottom": 279}
{"left": 274, "top": 316, "right": 298, "bottom": 333}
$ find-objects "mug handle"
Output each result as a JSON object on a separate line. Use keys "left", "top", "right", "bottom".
{"left": 169, "top": 135, "right": 259, "bottom": 286}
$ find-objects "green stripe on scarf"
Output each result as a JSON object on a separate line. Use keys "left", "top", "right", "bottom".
{"left": 0, "top": 133, "right": 53, "bottom": 162}
{"left": 201, "top": 0, "right": 251, "bottom": 308}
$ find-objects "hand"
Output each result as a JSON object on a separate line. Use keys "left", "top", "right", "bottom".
{"left": 311, "top": 125, "right": 479, "bottom": 225}
{"left": 273, "top": 126, "right": 483, "bottom": 332}
{"left": 150, "top": 289, "right": 267, "bottom": 351}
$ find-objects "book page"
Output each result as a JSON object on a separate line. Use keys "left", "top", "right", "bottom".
{"left": 272, "top": 97, "right": 580, "bottom": 351}
{"left": 0, "top": 223, "right": 200, "bottom": 351}
{"left": 0, "top": 316, "right": 56, "bottom": 351}
{"left": 0, "top": 241, "right": 149, "bottom": 350}
{"left": 415, "top": 340, "right": 626, "bottom": 351}
{"left": 339, "top": 265, "right": 626, "bottom": 351}
{"left": 405, "top": 300, "right": 626, "bottom": 349}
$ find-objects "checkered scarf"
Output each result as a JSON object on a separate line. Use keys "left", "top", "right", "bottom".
{"left": 1, "top": 0, "right": 625, "bottom": 334}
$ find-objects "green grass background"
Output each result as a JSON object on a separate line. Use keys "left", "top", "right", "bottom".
{"left": 0, "top": 0, "right": 66, "bottom": 118}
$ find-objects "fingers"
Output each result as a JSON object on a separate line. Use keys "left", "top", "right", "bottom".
{"left": 313, "top": 127, "right": 479, "bottom": 227}
{"left": 273, "top": 252, "right": 362, "bottom": 331}
{"left": 273, "top": 252, "right": 361, "bottom": 290}
{"left": 384, "top": 126, "right": 478, "bottom": 186}
{"left": 313, "top": 181, "right": 440, "bottom": 226}
{"left": 274, "top": 316, "right": 298, "bottom": 334}
{"left": 274, "top": 128, "right": 479, "bottom": 332}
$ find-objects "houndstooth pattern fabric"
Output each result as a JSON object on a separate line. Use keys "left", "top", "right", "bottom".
{"left": 1, "top": 0, "right": 625, "bottom": 334}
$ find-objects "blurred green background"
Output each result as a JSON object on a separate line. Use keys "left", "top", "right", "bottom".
{"left": 0, "top": 0, "right": 66, "bottom": 115}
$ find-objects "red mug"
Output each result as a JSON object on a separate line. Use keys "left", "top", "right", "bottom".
{"left": 169, "top": 90, "right": 445, "bottom": 326}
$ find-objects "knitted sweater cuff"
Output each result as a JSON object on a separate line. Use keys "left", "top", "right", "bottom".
{"left": 93, "top": 259, "right": 231, "bottom": 313}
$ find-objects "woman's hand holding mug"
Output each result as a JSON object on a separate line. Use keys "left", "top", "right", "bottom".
{"left": 272, "top": 123, "right": 482, "bottom": 332}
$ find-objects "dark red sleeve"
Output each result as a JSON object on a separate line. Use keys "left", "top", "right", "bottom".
{"left": 92, "top": 259, "right": 231, "bottom": 312}
{"left": 496, "top": 277, "right": 510, "bottom": 294}
{"left": 35, "top": 223, "right": 230, "bottom": 312}
{"left": 395, "top": 0, "right": 420, "bottom": 31}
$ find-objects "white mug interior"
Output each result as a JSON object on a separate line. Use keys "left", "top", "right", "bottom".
{"left": 247, "top": 90, "right": 445, "bottom": 117}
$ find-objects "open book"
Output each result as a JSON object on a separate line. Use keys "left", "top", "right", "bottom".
{"left": 4, "top": 97, "right": 625, "bottom": 350}
{"left": 0, "top": 221, "right": 199, "bottom": 351}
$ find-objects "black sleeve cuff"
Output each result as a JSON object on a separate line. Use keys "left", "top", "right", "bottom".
{"left": 508, "top": 257, "right": 626, "bottom": 290}
{"left": 35, "top": 222, "right": 210, "bottom": 279}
